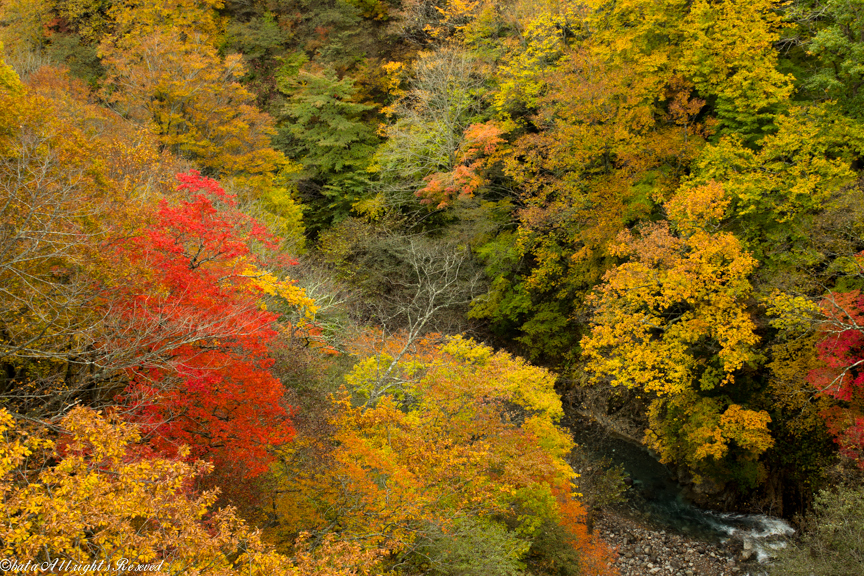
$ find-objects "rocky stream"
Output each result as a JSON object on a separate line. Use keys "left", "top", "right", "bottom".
{"left": 573, "top": 421, "right": 796, "bottom": 576}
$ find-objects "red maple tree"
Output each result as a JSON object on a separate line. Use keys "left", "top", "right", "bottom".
{"left": 810, "top": 289, "right": 864, "bottom": 465}
{"left": 108, "top": 171, "right": 295, "bottom": 477}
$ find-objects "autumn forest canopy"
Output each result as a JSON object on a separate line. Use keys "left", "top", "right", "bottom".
{"left": 2, "top": 0, "right": 864, "bottom": 574}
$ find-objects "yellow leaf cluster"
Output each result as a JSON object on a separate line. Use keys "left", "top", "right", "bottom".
{"left": 678, "top": 0, "right": 793, "bottom": 135}
{"left": 0, "top": 407, "right": 317, "bottom": 575}
{"left": 666, "top": 181, "right": 729, "bottom": 235}
{"left": 0, "top": 42, "right": 24, "bottom": 94}
{"left": 689, "top": 106, "right": 857, "bottom": 228}
{"left": 99, "top": 4, "right": 287, "bottom": 200}
{"left": 582, "top": 183, "right": 769, "bottom": 477}
{"left": 583, "top": 217, "right": 758, "bottom": 395}
{"left": 0, "top": 0, "right": 51, "bottom": 63}
{"left": 108, "top": 0, "right": 226, "bottom": 42}
{"left": 645, "top": 393, "right": 773, "bottom": 475}
{"left": 494, "top": 2, "right": 585, "bottom": 116}
{"left": 764, "top": 289, "right": 821, "bottom": 333}
{"left": 243, "top": 265, "right": 318, "bottom": 321}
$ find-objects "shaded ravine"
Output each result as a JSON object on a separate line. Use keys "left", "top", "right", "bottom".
{"left": 571, "top": 422, "right": 794, "bottom": 564}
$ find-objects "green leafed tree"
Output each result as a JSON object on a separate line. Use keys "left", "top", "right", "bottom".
{"left": 801, "top": 0, "right": 864, "bottom": 120}
{"left": 276, "top": 62, "right": 379, "bottom": 230}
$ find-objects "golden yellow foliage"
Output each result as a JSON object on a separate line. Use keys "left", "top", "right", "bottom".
{"left": 0, "top": 407, "right": 309, "bottom": 575}
{"left": 0, "top": 0, "right": 51, "bottom": 66}
{"left": 108, "top": 0, "right": 225, "bottom": 41}
{"left": 678, "top": 0, "right": 793, "bottom": 137}
{"left": 0, "top": 42, "right": 23, "bottom": 93}
{"left": 689, "top": 106, "right": 857, "bottom": 229}
{"left": 582, "top": 183, "right": 773, "bottom": 478}
{"left": 244, "top": 266, "right": 317, "bottom": 315}
{"left": 99, "top": 1, "right": 296, "bottom": 205}
{"left": 582, "top": 219, "right": 758, "bottom": 395}
{"left": 646, "top": 394, "right": 773, "bottom": 471}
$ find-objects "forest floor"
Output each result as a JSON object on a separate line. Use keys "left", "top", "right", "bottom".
{"left": 597, "top": 512, "right": 770, "bottom": 576}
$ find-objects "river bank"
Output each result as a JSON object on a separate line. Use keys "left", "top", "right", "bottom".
{"left": 566, "top": 411, "right": 797, "bottom": 574}
{"left": 597, "top": 512, "right": 767, "bottom": 576}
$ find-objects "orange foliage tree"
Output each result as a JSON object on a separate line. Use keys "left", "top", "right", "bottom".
{"left": 274, "top": 334, "right": 614, "bottom": 575}
{"left": 98, "top": 0, "right": 291, "bottom": 200}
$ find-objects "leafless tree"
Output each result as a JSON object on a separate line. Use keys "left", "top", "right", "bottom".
{"left": 349, "top": 234, "right": 484, "bottom": 401}
{"left": 0, "top": 110, "right": 111, "bottom": 416}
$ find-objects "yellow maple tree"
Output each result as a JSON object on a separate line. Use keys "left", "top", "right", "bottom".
{"left": 581, "top": 182, "right": 773, "bottom": 481}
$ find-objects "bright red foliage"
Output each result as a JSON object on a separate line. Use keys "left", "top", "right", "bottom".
{"left": 110, "top": 171, "right": 294, "bottom": 477}
{"left": 810, "top": 290, "right": 864, "bottom": 465}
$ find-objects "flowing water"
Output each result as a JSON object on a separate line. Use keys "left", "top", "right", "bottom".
{"left": 573, "top": 423, "right": 795, "bottom": 562}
